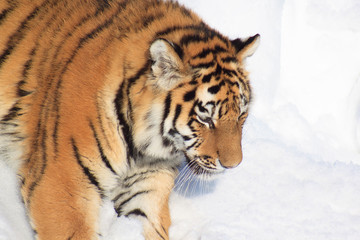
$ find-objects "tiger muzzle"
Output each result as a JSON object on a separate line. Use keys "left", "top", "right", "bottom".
{"left": 215, "top": 121, "right": 243, "bottom": 169}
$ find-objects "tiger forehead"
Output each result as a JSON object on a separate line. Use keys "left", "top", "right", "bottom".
{"left": 190, "top": 63, "right": 246, "bottom": 100}
{"left": 181, "top": 65, "right": 250, "bottom": 118}
{"left": 184, "top": 41, "right": 244, "bottom": 86}
{"left": 196, "top": 78, "right": 242, "bottom": 103}
{"left": 186, "top": 41, "right": 236, "bottom": 66}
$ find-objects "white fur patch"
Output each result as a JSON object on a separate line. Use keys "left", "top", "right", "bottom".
{"left": 0, "top": 122, "right": 25, "bottom": 171}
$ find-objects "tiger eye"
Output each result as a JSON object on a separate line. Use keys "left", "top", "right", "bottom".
{"left": 199, "top": 116, "right": 215, "bottom": 129}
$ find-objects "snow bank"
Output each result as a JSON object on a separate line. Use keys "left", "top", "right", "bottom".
{"left": 279, "top": 0, "right": 360, "bottom": 155}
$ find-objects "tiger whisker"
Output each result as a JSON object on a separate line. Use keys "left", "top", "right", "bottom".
{"left": 175, "top": 163, "right": 194, "bottom": 193}
{"left": 175, "top": 163, "right": 191, "bottom": 188}
{"left": 179, "top": 162, "right": 197, "bottom": 196}
{"left": 179, "top": 165, "right": 196, "bottom": 195}
{"left": 175, "top": 159, "right": 197, "bottom": 189}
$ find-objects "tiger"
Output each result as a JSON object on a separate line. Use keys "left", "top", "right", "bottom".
{"left": 0, "top": 0, "right": 259, "bottom": 239}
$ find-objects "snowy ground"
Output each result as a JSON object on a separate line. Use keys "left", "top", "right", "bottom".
{"left": 1, "top": 0, "right": 360, "bottom": 239}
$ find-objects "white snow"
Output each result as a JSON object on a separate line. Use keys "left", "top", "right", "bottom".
{"left": 1, "top": 0, "right": 360, "bottom": 239}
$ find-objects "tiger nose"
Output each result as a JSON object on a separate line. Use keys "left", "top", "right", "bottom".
{"left": 217, "top": 153, "right": 243, "bottom": 169}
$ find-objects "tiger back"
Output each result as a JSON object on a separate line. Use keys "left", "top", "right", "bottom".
{"left": 0, "top": 0, "right": 259, "bottom": 239}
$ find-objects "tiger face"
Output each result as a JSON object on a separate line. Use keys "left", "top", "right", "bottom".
{"left": 131, "top": 33, "right": 259, "bottom": 175}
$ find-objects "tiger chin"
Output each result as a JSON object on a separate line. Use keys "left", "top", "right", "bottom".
{"left": 0, "top": 0, "right": 259, "bottom": 239}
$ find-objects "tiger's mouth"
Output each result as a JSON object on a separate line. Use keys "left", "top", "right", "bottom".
{"left": 184, "top": 155, "right": 225, "bottom": 176}
{"left": 174, "top": 155, "right": 224, "bottom": 196}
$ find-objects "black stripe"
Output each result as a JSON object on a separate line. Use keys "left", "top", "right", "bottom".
{"left": 17, "top": 49, "right": 35, "bottom": 97}
{"left": 26, "top": 181, "right": 38, "bottom": 206}
{"left": 218, "top": 99, "right": 229, "bottom": 119}
{"left": 202, "top": 73, "right": 212, "bottom": 83}
{"left": 186, "top": 120, "right": 196, "bottom": 133}
{"left": 171, "top": 42, "right": 184, "bottom": 60}
{"left": 180, "top": 31, "right": 229, "bottom": 48}
{"left": 192, "top": 45, "right": 227, "bottom": 59}
{"left": 155, "top": 24, "right": 205, "bottom": 38}
{"left": 71, "top": 138, "right": 104, "bottom": 195}
{"left": 115, "top": 82, "right": 135, "bottom": 164}
{"left": 222, "top": 56, "right": 237, "bottom": 63}
{"left": 208, "top": 84, "right": 221, "bottom": 94}
{"left": 189, "top": 80, "right": 198, "bottom": 85}
{"left": 142, "top": 14, "right": 156, "bottom": 28}
{"left": 168, "top": 128, "right": 179, "bottom": 137}
{"left": 183, "top": 89, "right": 196, "bottom": 102}
{"left": 115, "top": 190, "right": 151, "bottom": 215}
{"left": 180, "top": 34, "right": 206, "bottom": 46}
{"left": 123, "top": 169, "right": 159, "bottom": 182}
{"left": 0, "top": 2, "right": 47, "bottom": 68}
{"left": 162, "top": 225, "right": 168, "bottom": 235}
{"left": 95, "top": 0, "right": 111, "bottom": 14}
{"left": 193, "top": 48, "right": 212, "bottom": 59}
{"left": 125, "top": 61, "right": 151, "bottom": 124}
{"left": 95, "top": 101, "right": 113, "bottom": 150}
{"left": 124, "top": 174, "right": 150, "bottom": 188}
{"left": 1, "top": 105, "right": 21, "bottom": 121}
{"left": 0, "top": 5, "right": 15, "bottom": 25}
{"left": 17, "top": 81, "right": 32, "bottom": 97}
{"left": 194, "top": 140, "right": 202, "bottom": 149}
{"left": 198, "top": 103, "right": 208, "bottom": 113}
{"left": 26, "top": 116, "right": 49, "bottom": 207}
{"left": 223, "top": 68, "right": 238, "bottom": 77}
{"left": 112, "top": 190, "right": 130, "bottom": 203}
{"left": 186, "top": 139, "right": 198, "bottom": 150}
{"left": 89, "top": 121, "right": 117, "bottom": 175}
{"left": 214, "top": 63, "right": 222, "bottom": 75}
{"left": 179, "top": 5, "right": 193, "bottom": 18}
{"left": 0, "top": 122, "right": 18, "bottom": 127}
{"left": 0, "top": 132, "right": 19, "bottom": 136}
{"left": 160, "top": 93, "right": 172, "bottom": 136}
{"left": 189, "top": 73, "right": 200, "bottom": 85}
{"left": 224, "top": 78, "right": 239, "bottom": 87}
{"left": 141, "top": 13, "right": 165, "bottom": 29}
{"left": 155, "top": 229, "right": 166, "bottom": 240}
{"left": 188, "top": 99, "right": 198, "bottom": 118}
{"left": 162, "top": 137, "right": 172, "bottom": 147}
{"left": 67, "top": 232, "right": 75, "bottom": 240}
{"left": 213, "top": 45, "right": 228, "bottom": 54}
{"left": 125, "top": 209, "right": 147, "bottom": 218}
{"left": 182, "top": 135, "right": 192, "bottom": 141}
{"left": 191, "top": 61, "right": 215, "bottom": 69}
{"left": 173, "top": 105, "right": 182, "bottom": 128}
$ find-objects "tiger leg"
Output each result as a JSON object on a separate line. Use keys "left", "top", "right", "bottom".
{"left": 20, "top": 160, "right": 102, "bottom": 240}
{"left": 113, "top": 168, "right": 176, "bottom": 240}
{"left": 142, "top": 191, "right": 172, "bottom": 240}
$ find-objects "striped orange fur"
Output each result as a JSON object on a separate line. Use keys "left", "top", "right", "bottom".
{"left": 0, "top": 0, "right": 259, "bottom": 239}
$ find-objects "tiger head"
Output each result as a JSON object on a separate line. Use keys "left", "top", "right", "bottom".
{"left": 130, "top": 32, "right": 260, "bottom": 175}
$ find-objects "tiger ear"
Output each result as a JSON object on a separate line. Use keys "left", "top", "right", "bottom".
{"left": 149, "top": 38, "right": 184, "bottom": 90}
{"left": 231, "top": 34, "right": 260, "bottom": 61}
